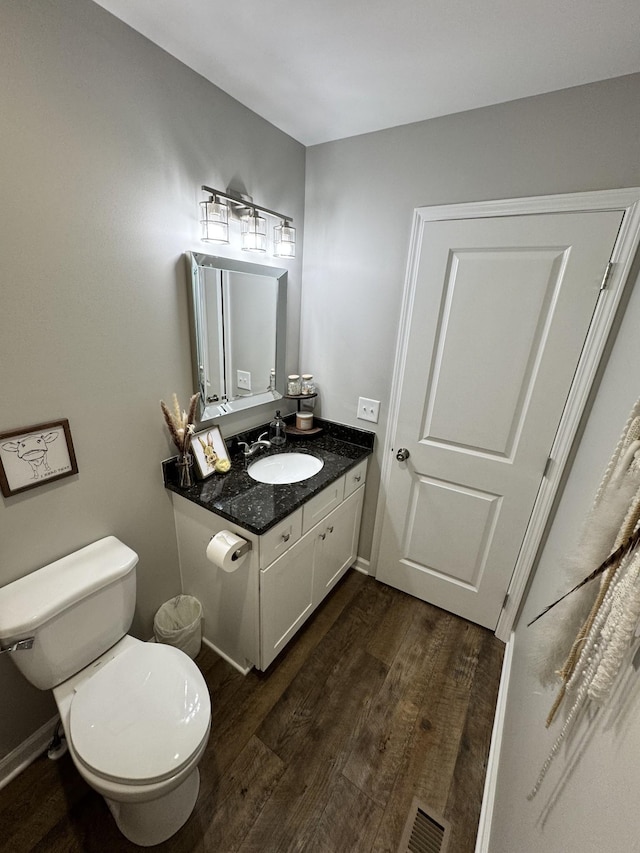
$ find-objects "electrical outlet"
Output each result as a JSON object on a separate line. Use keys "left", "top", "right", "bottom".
{"left": 237, "top": 370, "right": 252, "bottom": 391}
{"left": 357, "top": 397, "right": 380, "bottom": 423}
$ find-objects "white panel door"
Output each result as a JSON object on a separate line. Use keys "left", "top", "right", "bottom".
{"left": 377, "top": 208, "right": 623, "bottom": 629}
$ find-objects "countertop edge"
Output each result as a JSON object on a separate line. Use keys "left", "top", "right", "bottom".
{"left": 162, "top": 420, "right": 374, "bottom": 536}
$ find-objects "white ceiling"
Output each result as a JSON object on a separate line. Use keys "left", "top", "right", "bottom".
{"left": 93, "top": 0, "right": 640, "bottom": 146}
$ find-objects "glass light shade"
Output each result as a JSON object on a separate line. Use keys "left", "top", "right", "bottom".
{"left": 200, "top": 198, "right": 229, "bottom": 243}
{"left": 273, "top": 222, "right": 296, "bottom": 258}
{"left": 241, "top": 211, "right": 267, "bottom": 252}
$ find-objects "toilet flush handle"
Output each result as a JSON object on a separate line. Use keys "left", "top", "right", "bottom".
{"left": 0, "top": 637, "right": 34, "bottom": 655}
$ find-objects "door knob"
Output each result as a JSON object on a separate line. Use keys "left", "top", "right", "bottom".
{"left": 396, "top": 448, "right": 410, "bottom": 461}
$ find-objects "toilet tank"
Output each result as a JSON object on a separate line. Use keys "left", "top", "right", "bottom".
{"left": 0, "top": 537, "right": 138, "bottom": 690}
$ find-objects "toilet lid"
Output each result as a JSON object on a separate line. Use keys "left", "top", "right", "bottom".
{"left": 69, "top": 643, "right": 211, "bottom": 785}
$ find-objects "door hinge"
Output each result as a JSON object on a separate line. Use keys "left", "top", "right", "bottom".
{"left": 543, "top": 456, "right": 553, "bottom": 478}
{"left": 600, "top": 261, "right": 614, "bottom": 291}
{"left": 502, "top": 592, "right": 510, "bottom": 610}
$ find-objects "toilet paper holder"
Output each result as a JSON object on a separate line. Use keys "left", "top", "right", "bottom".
{"left": 209, "top": 534, "right": 252, "bottom": 561}
{"left": 231, "top": 539, "right": 251, "bottom": 560}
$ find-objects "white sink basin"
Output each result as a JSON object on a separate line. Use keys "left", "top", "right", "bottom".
{"left": 248, "top": 452, "right": 324, "bottom": 485}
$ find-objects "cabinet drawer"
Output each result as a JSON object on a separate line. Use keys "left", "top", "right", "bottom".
{"left": 259, "top": 508, "right": 303, "bottom": 568}
{"left": 302, "top": 476, "right": 345, "bottom": 534}
{"left": 344, "top": 459, "right": 367, "bottom": 499}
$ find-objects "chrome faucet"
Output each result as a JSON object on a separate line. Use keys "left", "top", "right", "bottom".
{"left": 238, "top": 432, "right": 271, "bottom": 459}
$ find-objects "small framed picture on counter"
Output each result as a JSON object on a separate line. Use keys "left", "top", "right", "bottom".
{"left": 190, "top": 426, "right": 230, "bottom": 478}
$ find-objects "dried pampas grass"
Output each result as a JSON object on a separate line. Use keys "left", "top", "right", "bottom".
{"left": 528, "top": 473, "right": 640, "bottom": 686}
{"left": 160, "top": 392, "right": 199, "bottom": 454}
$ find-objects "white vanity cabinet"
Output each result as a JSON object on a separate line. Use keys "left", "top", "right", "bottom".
{"left": 260, "top": 483, "right": 365, "bottom": 669}
{"left": 172, "top": 457, "right": 367, "bottom": 673}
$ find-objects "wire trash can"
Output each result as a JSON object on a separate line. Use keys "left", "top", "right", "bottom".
{"left": 153, "top": 594, "right": 202, "bottom": 659}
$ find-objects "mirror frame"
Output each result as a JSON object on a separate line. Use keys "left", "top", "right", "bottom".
{"left": 187, "top": 252, "right": 288, "bottom": 422}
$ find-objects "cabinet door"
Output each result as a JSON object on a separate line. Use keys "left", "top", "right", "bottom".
{"left": 260, "top": 531, "right": 315, "bottom": 670}
{"left": 312, "top": 487, "right": 364, "bottom": 604}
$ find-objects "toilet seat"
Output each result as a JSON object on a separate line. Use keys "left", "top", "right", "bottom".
{"left": 69, "top": 643, "right": 210, "bottom": 786}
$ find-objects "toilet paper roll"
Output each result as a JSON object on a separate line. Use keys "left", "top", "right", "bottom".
{"left": 206, "top": 530, "right": 249, "bottom": 572}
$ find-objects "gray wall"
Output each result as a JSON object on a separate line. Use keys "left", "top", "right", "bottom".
{"left": 302, "top": 75, "right": 640, "bottom": 849}
{"left": 302, "top": 73, "right": 640, "bottom": 562}
{"left": 0, "top": 0, "right": 305, "bottom": 760}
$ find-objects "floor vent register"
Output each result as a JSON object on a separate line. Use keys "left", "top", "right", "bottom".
{"left": 397, "top": 798, "right": 451, "bottom": 853}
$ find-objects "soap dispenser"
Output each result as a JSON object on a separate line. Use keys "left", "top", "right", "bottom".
{"left": 269, "top": 410, "right": 287, "bottom": 447}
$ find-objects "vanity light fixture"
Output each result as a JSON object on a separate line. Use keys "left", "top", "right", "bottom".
{"left": 200, "top": 185, "right": 295, "bottom": 258}
{"left": 273, "top": 220, "right": 296, "bottom": 258}
{"left": 241, "top": 208, "right": 267, "bottom": 252}
{"left": 199, "top": 195, "right": 229, "bottom": 244}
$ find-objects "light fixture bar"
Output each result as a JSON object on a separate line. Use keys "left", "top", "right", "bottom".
{"left": 201, "top": 185, "right": 293, "bottom": 225}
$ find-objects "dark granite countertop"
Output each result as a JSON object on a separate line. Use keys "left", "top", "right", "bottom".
{"left": 163, "top": 417, "right": 374, "bottom": 536}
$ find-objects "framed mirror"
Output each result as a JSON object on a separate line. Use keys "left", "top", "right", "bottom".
{"left": 187, "top": 252, "right": 287, "bottom": 421}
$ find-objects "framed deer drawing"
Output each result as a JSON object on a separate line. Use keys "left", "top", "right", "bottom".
{"left": 0, "top": 419, "right": 78, "bottom": 497}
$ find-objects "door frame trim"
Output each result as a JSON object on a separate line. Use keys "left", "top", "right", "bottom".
{"left": 371, "top": 188, "right": 640, "bottom": 641}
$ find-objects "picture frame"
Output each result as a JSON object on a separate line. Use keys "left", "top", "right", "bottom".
{"left": 0, "top": 419, "right": 79, "bottom": 497}
{"left": 190, "top": 426, "right": 230, "bottom": 479}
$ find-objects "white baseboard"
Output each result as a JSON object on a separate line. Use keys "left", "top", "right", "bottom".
{"left": 0, "top": 714, "right": 59, "bottom": 791}
{"left": 201, "top": 636, "right": 252, "bottom": 675}
{"left": 353, "top": 556, "right": 370, "bottom": 575}
{"left": 474, "top": 631, "right": 514, "bottom": 853}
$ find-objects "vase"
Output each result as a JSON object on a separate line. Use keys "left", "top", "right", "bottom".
{"left": 176, "top": 452, "right": 194, "bottom": 488}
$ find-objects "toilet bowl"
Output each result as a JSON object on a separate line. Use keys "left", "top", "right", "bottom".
{"left": 0, "top": 537, "right": 212, "bottom": 847}
{"left": 54, "top": 636, "right": 211, "bottom": 846}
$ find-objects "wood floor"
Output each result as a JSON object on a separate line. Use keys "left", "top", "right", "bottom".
{"left": 0, "top": 571, "right": 504, "bottom": 853}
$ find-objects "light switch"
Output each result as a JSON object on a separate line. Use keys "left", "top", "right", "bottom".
{"left": 357, "top": 397, "right": 380, "bottom": 423}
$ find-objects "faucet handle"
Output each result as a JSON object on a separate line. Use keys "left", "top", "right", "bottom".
{"left": 238, "top": 441, "right": 250, "bottom": 455}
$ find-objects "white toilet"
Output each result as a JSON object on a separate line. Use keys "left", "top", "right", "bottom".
{"left": 0, "top": 536, "right": 211, "bottom": 847}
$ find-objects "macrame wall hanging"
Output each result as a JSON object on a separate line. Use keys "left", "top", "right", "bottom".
{"left": 528, "top": 397, "right": 640, "bottom": 799}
